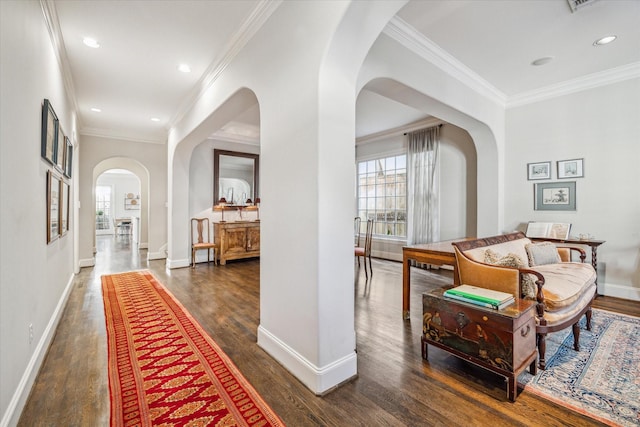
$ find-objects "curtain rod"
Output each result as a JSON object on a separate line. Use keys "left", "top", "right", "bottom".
{"left": 404, "top": 123, "right": 443, "bottom": 135}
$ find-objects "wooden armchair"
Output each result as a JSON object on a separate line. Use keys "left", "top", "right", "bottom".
{"left": 191, "top": 217, "right": 217, "bottom": 268}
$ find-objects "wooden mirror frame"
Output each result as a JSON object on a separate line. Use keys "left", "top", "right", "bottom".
{"left": 213, "top": 149, "right": 259, "bottom": 209}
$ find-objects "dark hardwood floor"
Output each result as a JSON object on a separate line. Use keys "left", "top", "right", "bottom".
{"left": 18, "top": 235, "right": 639, "bottom": 426}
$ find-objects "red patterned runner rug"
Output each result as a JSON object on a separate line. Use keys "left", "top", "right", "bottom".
{"left": 102, "top": 270, "right": 284, "bottom": 427}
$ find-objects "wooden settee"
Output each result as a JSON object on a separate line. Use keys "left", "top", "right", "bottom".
{"left": 452, "top": 232, "right": 597, "bottom": 369}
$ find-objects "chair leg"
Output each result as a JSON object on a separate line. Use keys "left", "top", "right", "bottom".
{"left": 572, "top": 322, "right": 581, "bottom": 351}
{"left": 537, "top": 332, "right": 547, "bottom": 370}
{"left": 368, "top": 255, "right": 373, "bottom": 277}
{"left": 191, "top": 249, "right": 195, "bottom": 268}
{"left": 364, "top": 258, "right": 369, "bottom": 279}
{"left": 585, "top": 307, "right": 592, "bottom": 331}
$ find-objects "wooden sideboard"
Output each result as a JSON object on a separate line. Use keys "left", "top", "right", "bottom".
{"left": 214, "top": 221, "right": 260, "bottom": 265}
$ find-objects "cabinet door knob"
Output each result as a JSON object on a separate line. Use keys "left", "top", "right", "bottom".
{"left": 521, "top": 325, "right": 531, "bottom": 337}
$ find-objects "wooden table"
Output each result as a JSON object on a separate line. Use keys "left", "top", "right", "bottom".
{"left": 402, "top": 238, "right": 473, "bottom": 319}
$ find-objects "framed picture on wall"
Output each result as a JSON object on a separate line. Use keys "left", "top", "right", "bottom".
{"left": 47, "top": 170, "right": 61, "bottom": 243}
{"left": 534, "top": 181, "right": 576, "bottom": 211}
{"left": 60, "top": 180, "right": 69, "bottom": 236}
{"left": 527, "top": 161, "right": 551, "bottom": 180}
{"left": 557, "top": 158, "right": 584, "bottom": 179}
{"left": 55, "top": 126, "right": 66, "bottom": 173}
{"left": 41, "top": 99, "right": 58, "bottom": 165}
{"left": 63, "top": 137, "right": 73, "bottom": 178}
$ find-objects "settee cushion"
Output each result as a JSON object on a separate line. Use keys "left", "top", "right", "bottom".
{"left": 464, "top": 238, "right": 532, "bottom": 267}
{"left": 526, "top": 242, "right": 561, "bottom": 266}
{"left": 530, "top": 262, "right": 596, "bottom": 312}
{"left": 483, "top": 249, "right": 537, "bottom": 299}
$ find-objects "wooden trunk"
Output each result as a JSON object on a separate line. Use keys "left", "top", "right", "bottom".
{"left": 421, "top": 288, "right": 537, "bottom": 401}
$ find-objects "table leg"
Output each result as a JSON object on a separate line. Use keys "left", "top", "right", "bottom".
{"left": 403, "top": 256, "right": 411, "bottom": 319}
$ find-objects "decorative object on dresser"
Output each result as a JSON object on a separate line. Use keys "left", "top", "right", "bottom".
{"left": 452, "top": 232, "right": 597, "bottom": 369}
{"left": 214, "top": 197, "right": 228, "bottom": 222}
{"left": 422, "top": 288, "right": 537, "bottom": 401}
{"left": 191, "top": 217, "right": 217, "bottom": 268}
{"left": 214, "top": 221, "right": 260, "bottom": 265}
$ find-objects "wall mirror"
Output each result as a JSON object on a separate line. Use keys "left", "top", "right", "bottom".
{"left": 213, "top": 149, "right": 259, "bottom": 208}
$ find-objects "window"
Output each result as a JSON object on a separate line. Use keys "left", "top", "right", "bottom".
{"left": 95, "top": 185, "right": 112, "bottom": 231}
{"left": 357, "top": 155, "right": 407, "bottom": 237}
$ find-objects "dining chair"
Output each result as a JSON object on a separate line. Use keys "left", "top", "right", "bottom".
{"left": 191, "top": 217, "right": 218, "bottom": 268}
{"left": 355, "top": 219, "right": 374, "bottom": 278}
{"left": 354, "top": 217, "right": 361, "bottom": 248}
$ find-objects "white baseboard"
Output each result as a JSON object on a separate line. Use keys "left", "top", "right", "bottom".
{"left": 147, "top": 251, "right": 167, "bottom": 261}
{"left": 138, "top": 242, "right": 148, "bottom": 249}
{"left": 1, "top": 274, "right": 75, "bottom": 427}
{"left": 165, "top": 257, "right": 189, "bottom": 269}
{"left": 600, "top": 281, "right": 640, "bottom": 302}
{"left": 257, "top": 325, "right": 357, "bottom": 395}
{"left": 78, "top": 257, "right": 95, "bottom": 268}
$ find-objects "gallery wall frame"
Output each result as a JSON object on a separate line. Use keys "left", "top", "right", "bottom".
{"left": 41, "top": 99, "right": 58, "bottom": 166}
{"left": 534, "top": 181, "right": 576, "bottom": 211}
{"left": 47, "top": 170, "right": 61, "bottom": 243}
{"left": 64, "top": 138, "right": 73, "bottom": 178}
{"left": 527, "top": 161, "right": 551, "bottom": 180}
{"left": 557, "top": 158, "right": 584, "bottom": 179}
{"left": 55, "top": 125, "right": 66, "bottom": 172}
{"left": 60, "top": 180, "right": 69, "bottom": 236}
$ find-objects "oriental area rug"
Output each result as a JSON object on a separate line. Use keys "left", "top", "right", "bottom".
{"left": 101, "top": 270, "right": 284, "bottom": 427}
{"left": 519, "top": 309, "right": 640, "bottom": 427}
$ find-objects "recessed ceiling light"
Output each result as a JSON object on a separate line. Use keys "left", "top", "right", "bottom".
{"left": 178, "top": 64, "right": 191, "bottom": 73}
{"left": 150, "top": 117, "right": 160, "bottom": 122}
{"left": 593, "top": 35, "right": 617, "bottom": 46}
{"left": 83, "top": 37, "right": 100, "bottom": 48}
{"left": 531, "top": 57, "right": 554, "bottom": 66}
{"left": 91, "top": 107, "right": 102, "bottom": 112}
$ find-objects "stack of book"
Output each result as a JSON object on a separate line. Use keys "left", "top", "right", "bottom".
{"left": 444, "top": 285, "right": 515, "bottom": 310}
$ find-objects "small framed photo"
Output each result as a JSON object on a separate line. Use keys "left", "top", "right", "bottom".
{"left": 63, "top": 138, "right": 73, "bottom": 178}
{"left": 557, "top": 158, "right": 584, "bottom": 179}
{"left": 41, "top": 99, "right": 58, "bottom": 165}
{"left": 535, "top": 181, "right": 576, "bottom": 211}
{"left": 60, "top": 180, "right": 70, "bottom": 236}
{"left": 527, "top": 161, "right": 551, "bottom": 180}
{"left": 47, "top": 170, "right": 61, "bottom": 243}
{"left": 55, "top": 125, "right": 66, "bottom": 173}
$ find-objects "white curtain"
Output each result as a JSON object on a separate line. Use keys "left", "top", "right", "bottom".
{"left": 407, "top": 126, "right": 440, "bottom": 245}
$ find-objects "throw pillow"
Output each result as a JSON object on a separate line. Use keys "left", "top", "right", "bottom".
{"left": 483, "top": 249, "right": 537, "bottom": 299}
{"left": 525, "top": 242, "right": 561, "bottom": 266}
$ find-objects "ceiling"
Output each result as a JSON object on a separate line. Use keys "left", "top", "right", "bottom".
{"left": 51, "top": 0, "right": 640, "bottom": 144}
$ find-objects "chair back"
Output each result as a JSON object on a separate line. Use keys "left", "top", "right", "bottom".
{"left": 363, "top": 219, "right": 374, "bottom": 256}
{"left": 354, "top": 217, "right": 361, "bottom": 246}
{"left": 191, "top": 218, "right": 211, "bottom": 245}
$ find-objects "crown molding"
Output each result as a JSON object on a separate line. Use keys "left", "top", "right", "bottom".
{"left": 169, "top": 0, "right": 282, "bottom": 129}
{"left": 40, "top": 0, "right": 82, "bottom": 131}
{"left": 507, "top": 62, "right": 640, "bottom": 108}
{"left": 207, "top": 131, "right": 259, "bottom": 146}
{"left": 383, "top": 17, "right": 507, "bottom": 108}
{"left": 80, "top": 127, "right": 166, "bottom": 145}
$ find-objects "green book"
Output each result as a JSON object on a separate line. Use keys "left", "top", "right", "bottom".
{"left": 444, "top": 285, "right": 513, "bottom": 305}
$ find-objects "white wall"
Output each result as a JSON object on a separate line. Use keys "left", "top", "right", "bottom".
{"left": 505, "top": 78, "right": 640, "bottom": 300}
{"left": 78, "top": 135, "right": 167, "bottom": 265}
{"left": 0, "top": 2, "right": 77, "bottom": 424}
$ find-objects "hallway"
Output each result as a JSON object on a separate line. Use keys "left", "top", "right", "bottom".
{"left": 18, "top": 238, "right": 636, "bottom": 426}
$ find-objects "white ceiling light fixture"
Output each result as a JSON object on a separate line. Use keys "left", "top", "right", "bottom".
{"left": 83, "top": 37, "right": 100, "bottom": 48}
{"left": 177, "top": 64, "right": 191, "bottom": 73}
{"left": 593, "top": 35, "right": 617, "bottom": 46}
{"left": 150, "top": 117, "right": 160, "bottom": 122}
{"left": 90, "top": 107, "right": 102, "bottom": 112}
{"left": 531, "top": 57, "right": 554, "bottom": 66}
